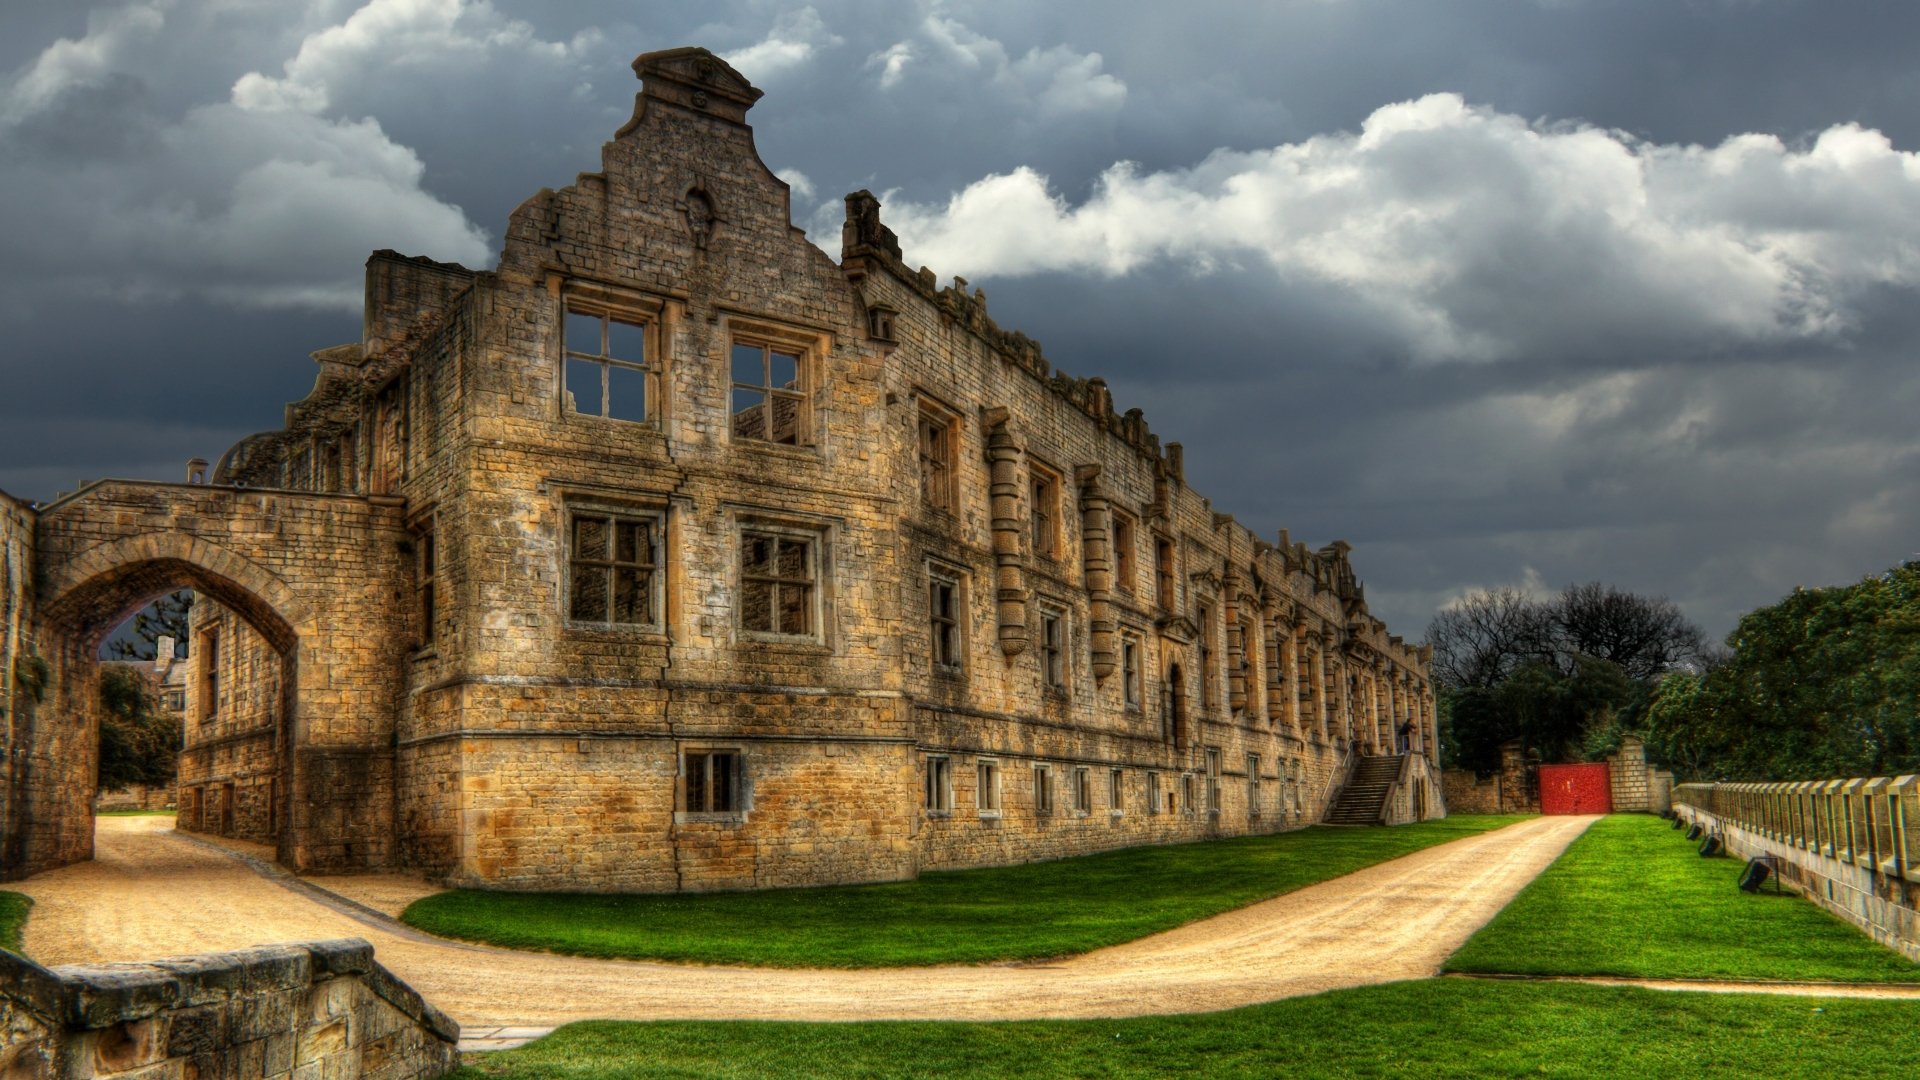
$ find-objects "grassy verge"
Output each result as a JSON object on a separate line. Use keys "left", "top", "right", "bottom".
{"left": 96, "top": 808, "right": 176, "bottom": 817}
{"left": 455, "top": 979, "right": 1920, "bottom": 1079}
{"left": 1447, "top": 813, "right": 1920, "bottom": 983}
{"left": 0, "top": 890, "right": 31, "bottom": 954}
{"left": 406, "top": 815, "right": 1524, "bottom": 967}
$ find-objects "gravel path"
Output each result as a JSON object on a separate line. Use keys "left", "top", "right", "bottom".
{"left": 16, "top": 814, "right": 1598, "bottom": 1029}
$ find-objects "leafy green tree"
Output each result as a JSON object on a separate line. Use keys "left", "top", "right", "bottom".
{"left": 97, "top": 666, "right": 180, "bottom": 791}
{"left": 1641, "top": 561, "right": 1919, "bottom": 781}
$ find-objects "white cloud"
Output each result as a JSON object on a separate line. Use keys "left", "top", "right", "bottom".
{"left": 231, "top": 0, "right": 584, "bottom": 115}
{"left": 870, "top": 10, "right": 1125, "bottom": 118}
{"left": 724, "top": 6, "right": 842, "bottom": 81}
{"left": 775, "top": 168, "right": 817, "bottom": 202}
{"left": 1, "top": 1, "right": 168, "bottom": 125}
{"left": 879, "top": 94, "right": 1920, "bottom": 363}
{"left": 0, "top": 0, "right": 535, "bottom": 312}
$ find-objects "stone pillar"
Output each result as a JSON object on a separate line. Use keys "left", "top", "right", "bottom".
{"left": 1287, "top": 616, "right": 1305, "bottom": 733}
{"left": 1225, "top": 572, "right": 1248, "bottom": 715}
{"left": 1077, "top": 464, "right": 1115, "bottom": 679}
{"left": 1308, "top": 631, "right": 1327, "bottom": 740}
{"left": 1262, "top": 596, "right": 1285, "bottom": 729}
{"left": 986, "top": 409, "right": 1027, "bottom": 657}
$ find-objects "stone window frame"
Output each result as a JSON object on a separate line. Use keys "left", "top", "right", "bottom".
{"left": 977, "top": 757, "right": 1002, "bottom": 818}
{"left": 732, "top": 512, "right": 833, "bottom": 649}
{"left": 1037, "top": 599, "right": 1069, "bottom": 695}
{"left": 409, "top": 509, "right": 438, "bottom": 653}
{"left": 927, "top": 560, "right": 967, "bottom": 678}
{"left": 558, "top": 284, "right": 667, "bottom": 426}
{"left": 1205, "top": 746, "right": 1223, "bottom": 816}
{"left": 1196, "top": 600, "right": 1218, "bottom": 710}
{"left": 676, "top": 743, "right": 750, "bottom": 824}
{"left": 1153, "top": 533, "right": 1178, "bottom": 612}
{"left": 916, "top": 395, "right": 961, "bottom": 514}
{"left": 1120, "top": 630, "right": 1144, "bottom": 712}
{"left": 197, "top": 625, "right": 220, "bottom": 723}
{"left": 1109, "top": 767, "right": 1126, "bottom": 818}
{"left": 1028, "top": 458, "right": 1064, "bottom": 561}
{"left": 924, "top": 754, "right": 954, "bottom": 817}
{"left": 1111, "top": 508, "right": 1138, "bottom": 595}
{"left": 1033, "top": 763, "right": 1054, "bottom": 817}
{"left": 1247, "top": 752, "right": 1262, "bottom": 819}
{"left": 561, "top": 500, "right": 667, "bottom": 635}
{"left": 721, "top": 314, "right": 830, "bottom": 453}
{"left": 1147, "top": 770, "right": 1162, "bottom": 816}
{"left": 1071, "top": 766, "right": 1093, "bottom": 817}
{"left": 1182, "top": 772, "right": 1196, "bottom": 817}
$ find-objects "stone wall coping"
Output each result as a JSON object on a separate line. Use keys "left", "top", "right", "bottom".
{"left": 1, "top": 938, "right": 458, "bottom": 1044}
{"left": 34, "top": 476, "right": 403, "bottom": 514}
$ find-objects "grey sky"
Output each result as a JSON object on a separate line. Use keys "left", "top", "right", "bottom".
{"left": 3, "top": 0, "right": 1916, "bottom": 643}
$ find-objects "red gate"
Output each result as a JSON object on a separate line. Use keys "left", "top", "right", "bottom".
{"left": 1539, "top": 763, "right": 1612, "bottom": 815}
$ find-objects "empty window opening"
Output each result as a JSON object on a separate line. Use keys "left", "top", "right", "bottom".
{"left": 684, "top": 750, "right": 742, "bottom": 813}
{"left": 978, "top": 759, "right": 1002, "bottom": 815}
{"left": 1155, "top": 537, "right": 1176, "bottom": 610}
{"left": 1033, "top": 764, "right": 1054, "bottom": 816}
{"left": 565, "top": 308, "right": 653, "bottom": 422}
{"left": 731, "top": 341, "right": 807, "bottom": 445}
{"left": 925, "top": 756, "right": 953, "bottom": 813}
{"left": 741, "top": 531, "right": 815, "bottom": 638}
{"left": 1122, "top": 635, "right": 1142, "bottom": 710}
{"left": 1147, "top": 771, "right": 1162, "bottom": 815}
{"left": 1110, "top": 768, "right": 1125, "bottom": 815}
{"left": 1030, "top": 466, "right": 1061, "bottom": 559}
{"left": 569, "top": 511, "right": 659, "bottom": 628}
{"left": 1073, "top": 767, "right": 1093, "bottom": 816}
{"left": 930, "top": 571, "right": 963, "bottom": 674}
{"left": 1039, "top": 607, "right": 1066, "bottom": 690}
{"left": 918, "top": 407, "right": 956, "bottom": 511}
{"left": 1112, "top": 511, "right": 1137, "bottom": 594}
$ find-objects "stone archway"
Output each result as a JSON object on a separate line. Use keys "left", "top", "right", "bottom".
{"left": 36, "top": 537, "right": 305, "bottom": 869}
{"left": 3, "top": 479, "right": 411, "bottom": 880}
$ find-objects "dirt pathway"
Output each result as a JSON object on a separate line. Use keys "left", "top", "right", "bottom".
{"left": 16, "top": 815, "right": 1596, "bottom": 1028}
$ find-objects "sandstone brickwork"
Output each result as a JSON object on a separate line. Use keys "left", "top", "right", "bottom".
{"left": 0, "top": 938, "right": 458, "bottom": 1079}
{"left": 1, "top": 46, "right": 1441, "bottom": 891}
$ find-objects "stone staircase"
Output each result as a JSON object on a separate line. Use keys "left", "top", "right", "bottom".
{"left": 1324, "top": 755, "right": 1406, "bottom": 825}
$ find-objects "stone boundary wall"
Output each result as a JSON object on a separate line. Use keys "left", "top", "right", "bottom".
{"left": 0, "top": 938, "right": 458, "bottom": 1079}
{"left": 1675, "top": 778, "right": 1920, "bottom": 963}
{"left": 93, "top": 785, "right": 175, "bottom": 813}
{"left": 1442, "top": 736, "right": 1673, "bottom": 816}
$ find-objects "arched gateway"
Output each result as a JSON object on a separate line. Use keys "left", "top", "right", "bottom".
{"left": 1, "top": 479, "right": 409, "bottom": 879}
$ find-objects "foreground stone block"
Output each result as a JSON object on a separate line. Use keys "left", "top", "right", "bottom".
{"left": 0, "top": 939, "right": 458, "bottom": 1079}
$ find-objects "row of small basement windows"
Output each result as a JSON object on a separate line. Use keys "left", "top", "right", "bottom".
{"left": 924, "top": 751, "right": 1300, "bottom": 820}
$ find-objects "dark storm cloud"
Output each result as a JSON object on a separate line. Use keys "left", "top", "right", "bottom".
{"left": 1, "top": 0, "right": 1916, "bottom": 644}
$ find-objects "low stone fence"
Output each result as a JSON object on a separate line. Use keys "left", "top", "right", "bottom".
{"left": 0, "top": 938, "right": 459, "bottom": 1078}
{"left": 1674, "top": 778, "right": 1920, "bottom": 962}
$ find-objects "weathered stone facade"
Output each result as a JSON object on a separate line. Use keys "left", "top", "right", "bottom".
{"left": 1, "top": 47, "right": 1440, "bottom": 891}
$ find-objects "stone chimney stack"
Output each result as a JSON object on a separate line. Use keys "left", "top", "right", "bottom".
{"left": 155, "top": 635, "right": 175, "bottom": 670}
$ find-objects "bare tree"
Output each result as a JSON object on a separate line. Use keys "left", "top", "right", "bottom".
{"left": 1426, "top": 586, "right": 1555, "bottom": 690}
{"left": 1552, "top": 582, "right": 1703, "bottom": 682}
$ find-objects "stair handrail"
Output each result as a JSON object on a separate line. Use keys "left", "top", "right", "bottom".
{"left": 1321, "top": 743, "right": 1355, "bottom": 819}
{"left": 1379, "top": 753, "right": 1415, "bottom": 825}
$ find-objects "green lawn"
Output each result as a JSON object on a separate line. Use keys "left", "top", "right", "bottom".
{"left": 0, "top": 890, "right": 31, "bottom": 954}
{"left": 454, "top": 979, "right": 1920, "bottom": 1079}
{"left": 1446, "top": 813, "right": 1920, "bottom": 983}
{"left": 405, "top": 815, "right": 1525, "bottom": 967}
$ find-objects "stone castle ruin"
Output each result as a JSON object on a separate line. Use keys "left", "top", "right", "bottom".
{"left": 0, "top": 48, "right": 1441, "bottom": 892}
